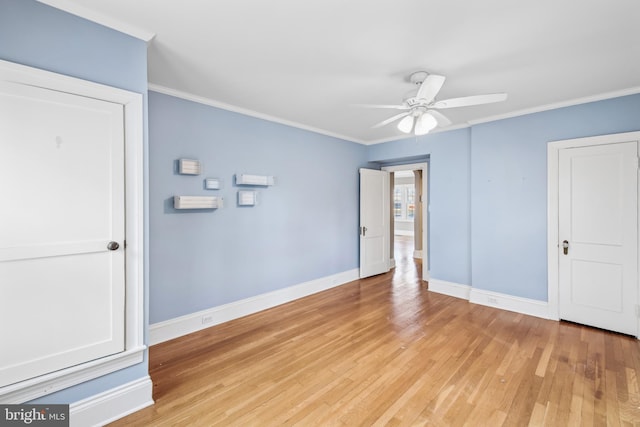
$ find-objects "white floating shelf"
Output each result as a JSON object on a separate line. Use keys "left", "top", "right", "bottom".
{"left": 174, "top": 196, "right": 223, "bottom": 209}
{"left": 178, "top": 159, "right": 201, "bottom": 175}
{"left": 205, "top": 178, "right": 221, "bottom": 190}
{"left": 236, "top": 173, "right": 275, "bottom": 186}
{"left": 238, "top": 190, "right": 257, "bottom": 206}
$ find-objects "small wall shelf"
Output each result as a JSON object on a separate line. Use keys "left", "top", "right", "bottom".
{"left": 237, "top": 190, "right": 257, "bottom": 206}
{"left": 178, "top": 159, "right": 201, "bottom": 175}
{"left": 174, "top": 196, "right": 223, "bottom": 209}
{"left": 236, "top": 174, "right": 274, "bottom": 186}
{"left": 204, "top": 178, "right": 221, "bottom": 190}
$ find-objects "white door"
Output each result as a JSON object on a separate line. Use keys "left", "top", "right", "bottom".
{"left": 558, "top": 141, "right": 638, "bottom": 336}
{"left": 360, "top": 168, "right": 390, "bottom": 278}
{"left": 0, "top": 81, "right": 126, "bottom": 387}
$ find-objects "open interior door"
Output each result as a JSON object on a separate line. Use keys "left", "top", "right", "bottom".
{"left": 360, "top": 168, "right": 390, "bottom": 278}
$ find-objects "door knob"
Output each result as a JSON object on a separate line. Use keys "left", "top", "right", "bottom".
{"left": 562, "top": 240, "right": 569, "bottom": 255}
{"left": 107, "top": 241, "right": 120, "bottom": 251}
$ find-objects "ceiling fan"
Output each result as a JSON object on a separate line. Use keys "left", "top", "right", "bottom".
{"left": 360, "top": 71, "right": 507, "bottom": 135}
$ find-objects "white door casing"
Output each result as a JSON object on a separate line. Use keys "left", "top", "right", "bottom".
{"left": 360, "top": 168, "right": 390, "bottom": 278}
{"left": 382, "top": 162, "right": 429, "bottom": 281}
{"left": 0, "top": 60, "right": 145, "bottom": 403}
{"left": 548, "top": 131, "right": 640, "bottom": 337}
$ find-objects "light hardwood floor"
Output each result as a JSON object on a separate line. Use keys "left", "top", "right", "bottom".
{"left": 111, "top": 237, "right": 640, "bottom": 426}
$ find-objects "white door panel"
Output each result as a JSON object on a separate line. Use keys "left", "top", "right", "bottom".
{"left": 0, "top": 81, "right": 125, "bottom": 387}
{"left": 0, "top": 253, "right": 124, "bottom": 386}
{"left": 0, "top": 82, "right": 124, "bottom": 247}
{"left": 360, "top": 168, "right": 390, "bottom": 278}
{"left": 558, "top": 141, "right": 637, "bottom": 336}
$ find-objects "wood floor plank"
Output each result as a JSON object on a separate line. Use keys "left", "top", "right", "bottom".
{"left": 109, "top": 237, "right": 640, "bottom": 426}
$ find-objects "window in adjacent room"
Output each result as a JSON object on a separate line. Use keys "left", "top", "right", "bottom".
{"left": 394, "top": 184, "right": 415, "bottom": 221}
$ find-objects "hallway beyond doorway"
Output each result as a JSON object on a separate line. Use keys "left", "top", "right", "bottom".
{"left": 393, "top": 235, "right": 422, "bottom": 283}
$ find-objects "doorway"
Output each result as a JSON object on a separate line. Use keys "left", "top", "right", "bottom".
{"left": 382, "top": 163, "right": 428, "bottom": 282}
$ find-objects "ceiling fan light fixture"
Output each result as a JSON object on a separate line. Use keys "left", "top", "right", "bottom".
{"left": 414, "top": 112, "right": 438, "bottom": 135}
{"left": 397, "top": 115, "right": 414, "bottom": 133}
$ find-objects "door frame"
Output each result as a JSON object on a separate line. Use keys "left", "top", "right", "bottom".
{"left": 547, "top": 131, "right": 640, "bottom": 335}
{"left": 382, "top": 162, "right": 429, "bottom": 282}
{"left": 0, "top": 60, "right": 146, "bottom": 402}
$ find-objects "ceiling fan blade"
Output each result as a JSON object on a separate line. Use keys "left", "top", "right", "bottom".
{"left": 427, "top": 110, "right": 452, "bottom": 127}
{"left": 352, "top": 103, "right": 408, "bottom": 110}
{"left": 432, "top": 93, "right": 507, "bottom": 109}
{"left": 372, "top": 112, "right": 411, "bottom": 128}
{"left": 416, "top": 74, "right": 445, "bottom": 103}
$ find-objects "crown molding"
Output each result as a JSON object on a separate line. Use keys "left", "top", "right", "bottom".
{"left": 467, "top": 86, "right": 640, "bottom": 126}
{"left": 37, "top": 0, "right": 155, "bottom": 42}
{"left": 148, "top": 83, "right": 366, "bottom": 145}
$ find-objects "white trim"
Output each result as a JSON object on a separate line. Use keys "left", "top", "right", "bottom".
{"left": 428, "top": 279, "right": 471, "bottom": 300}
{"left": 413, "top": 250, "right": 423, "bottom": 259}
{"left": 428, "top": 279, "right": 552, "bottom": 320}
{"left": 469, "top": 87, "right": 640, "bottom": 126}
{"left": 148, "top": 84, "right": 364, "bottom": 145}
{"left": 70, "top": 376, "right": 153, "bottom": 427}
{"left": 389, "top": 258, "right": 396, "bottom": 269}
{"left": 0, "top": 60, "right": 147, "bottom": 402}
{"left": 381, "top": 163, "right": 428, "bottom": 173}
{"left": 0, "top": 348, "right": 145, "bottom": 404}
{"left": 469, "top": 289, "right": 552, "bottom": 320}
{"left": 547, "top": 131, "right": 640, "bottom": 334}
{"left": 150, "top": 269, "right": 359, "bottom": 345}
{"left": 36, "top": 0, "right": 155, "bottom": 42}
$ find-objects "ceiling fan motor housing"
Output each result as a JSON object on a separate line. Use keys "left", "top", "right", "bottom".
{"left": 409, "top": 71, "right": 429, "bottom": 85}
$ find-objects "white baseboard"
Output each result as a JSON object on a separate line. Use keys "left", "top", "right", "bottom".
{"left": 413, "top": 250, "right": 422, "bottom": 259}
{"left": 428, "top": 279, "right": 471, "bottom": 300}
{"left": 469, "top": 288, "right": 552, "bottom": 320}
{"left": 428, "top": 280, "right": 551, "bottom": 320}
{"left": 389, "top": 258, "right": 396, "bottom": 269}
{"left": 70, "top": 376, "right": 153, "bottom": 427}
{"left": 150, "top": 268, "right": 360, "bottom": 345}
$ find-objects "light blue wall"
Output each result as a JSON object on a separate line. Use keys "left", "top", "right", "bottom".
{"left": 370, "top": 93, "right": 640, "bottom": 302}
{"left": 0, "top": 0, "right": 146, "bottom": 92}
{"left": 471, "top": 94, "right": 640, "bottom": 300}
{"left": 0, "top": 0, "right": 149, "bottom": 404}
{"left": 149, "top": 92, "right": 369, "bottom": 323}
{"left": 5, "top": 0, "right": 640, "bottom": 406}
{"left": 368, "top": 129, "right": 472, "bottom": 285}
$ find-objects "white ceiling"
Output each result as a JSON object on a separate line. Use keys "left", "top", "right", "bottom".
{"left": 41, "top": 0, "right": 640, "bottom": 144}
